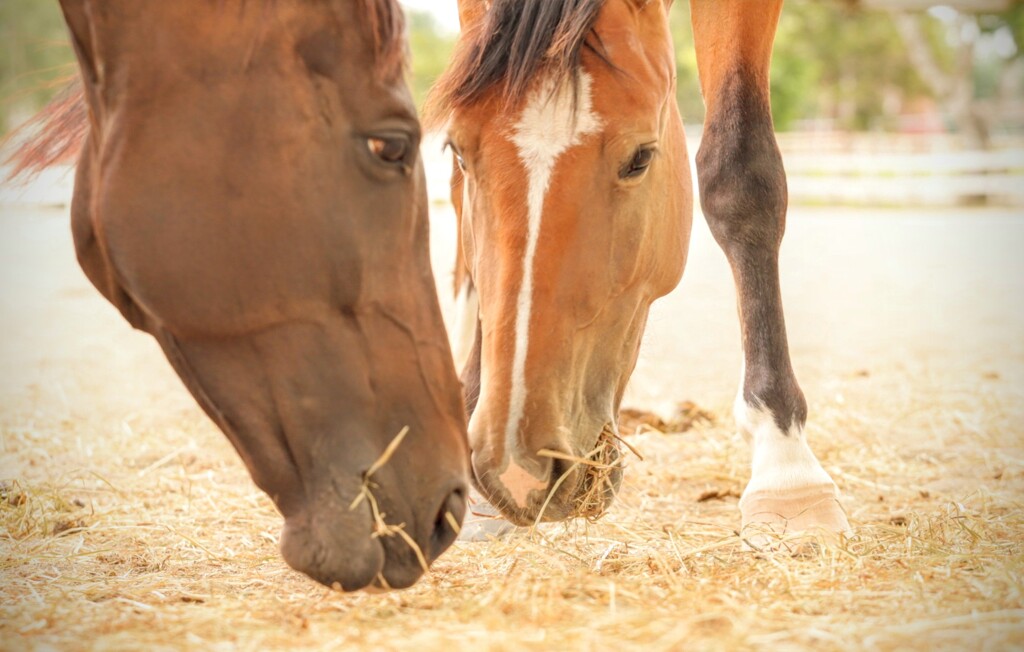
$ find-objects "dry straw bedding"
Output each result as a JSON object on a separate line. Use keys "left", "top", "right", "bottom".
{"left": 2, "top": 362, "right": 1022, "bottom": 652}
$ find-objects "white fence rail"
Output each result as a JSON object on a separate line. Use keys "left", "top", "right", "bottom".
{"left": 3, "top": 133, "right": 1023, "bottom": 210}
{"left": 775, "top": 132, "right": 1024, "bottom": 207}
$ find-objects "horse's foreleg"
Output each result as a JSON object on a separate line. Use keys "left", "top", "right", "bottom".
{"left": 691, "top": 0, "right": 849, "bottom": 541}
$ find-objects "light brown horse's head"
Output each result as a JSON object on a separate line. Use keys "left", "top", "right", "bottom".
{"left": 17, "top": 0, "right": 470, "bottom": 590}
{"left": 429, "top": 0, "right": 691, "bottom": 524}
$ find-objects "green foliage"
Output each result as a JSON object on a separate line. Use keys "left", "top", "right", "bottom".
{"left": 406, "top": 11, "right": 457, "bottom": 111}
{"left": 667, "top": 1, "right": 918, "bottom": 131}
{"left": 3, "top": 2, "right": 1021, "bottom": 137}
{"left": 769, "top": 9, "right": 822, "bottom": 132}
{"left": 767, "top": 3, "right": 936, "bottom": 131}
{"left": 667, "top": 5, "right": 704, "bottom": 125}
{"left": 0, "top": 0, "right": 75, "bottom": 134}
{"left": 0, "top": 7, "right": 457, "bottom": 134}
{"left": 666, "top": 1, "right": 1024, "bottom": 133}
{"left": 977, "top": 6, "right": 1024, "bottom": 100}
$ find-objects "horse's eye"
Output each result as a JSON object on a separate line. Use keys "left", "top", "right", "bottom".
{"left": 620, "top": 146, "right": 656, "bottom": 179}
{"left": 446, "top": 140, "right": 467, "bottom": 173}
{"left": 367, "top": 135, "right": 410, "bottom": 165}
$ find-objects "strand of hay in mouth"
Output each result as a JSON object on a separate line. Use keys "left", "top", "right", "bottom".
{"left": 347, "top": 426, "right": 429, "bottom": 579}
{"left": 535, "top": 425, "right": 639, "bottom": 524}
{"left": 443, "top": 510, "right": 462, "bottom": 536}
{"left": 573, "top": 426, "right": 624, "bottom": 520}
{"left": 358, "top": 425, "right": 410, "bottom": 487}
{"left": 360, "top": 482, "right": 429, "bottom": 573}
{"left": 609, "top": 430, "right": 644, "bottom": 461}
{"left": 536, "top": 449, "right": 617, "bottom": 469}
{"left": 529, "top": 461, "right": 577, "bottom": 531}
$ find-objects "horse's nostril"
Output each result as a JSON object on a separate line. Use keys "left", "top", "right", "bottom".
{"left": 430, "top": 485, "right": 467, "bottom": 559}
{"left": 549, "top": 457, "right": 567, "bottom": 487}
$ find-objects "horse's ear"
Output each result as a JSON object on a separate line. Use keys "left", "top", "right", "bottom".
{"left": 457, "top": 0, "right": 489, "bottom": 31}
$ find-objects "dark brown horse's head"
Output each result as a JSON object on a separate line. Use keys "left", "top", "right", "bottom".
{"left": 17, "top": 0, "right": 470, "bottom": 591}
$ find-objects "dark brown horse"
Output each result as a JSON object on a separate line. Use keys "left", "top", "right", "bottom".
{"left": 430, "top": 0, "right": 849, "bottom": 540}
{"left": 10, "top": 0, "right": 470, "bottom": 591}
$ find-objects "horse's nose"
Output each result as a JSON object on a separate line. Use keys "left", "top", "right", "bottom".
{"left": 470, "top": 444, "right": 590, "bottom": 525}
{"left": 428, "top": 484, "right": 467, "bottom": 561}
{"left": 364, "top": 482, "right": 468, "bottom": 591}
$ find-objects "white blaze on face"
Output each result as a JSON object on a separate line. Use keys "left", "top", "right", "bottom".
{"left": 498, "top": 73, "right": 601, "bottom": 490}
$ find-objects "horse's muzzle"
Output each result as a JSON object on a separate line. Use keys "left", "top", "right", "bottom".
{"left": 279, "top": 481, "right": 466, "bottom": 592}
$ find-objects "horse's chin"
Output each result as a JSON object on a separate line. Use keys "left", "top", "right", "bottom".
{"left": 279, "top": 507, "right": 385, "bottom": 592}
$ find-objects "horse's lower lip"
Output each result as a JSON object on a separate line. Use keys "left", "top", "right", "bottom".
{"left": 279, "top": 500, "right": 387, "bottom": 591}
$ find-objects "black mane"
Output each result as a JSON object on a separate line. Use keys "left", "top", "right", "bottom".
{"left": 428, "top": 0, "right": 606, "bottom": 119}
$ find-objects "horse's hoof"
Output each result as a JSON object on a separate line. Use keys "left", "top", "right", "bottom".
{"left": 457, "top": 493, "right": 518, "bottom": 542}
{"left": 739, "top": 483, "right": 850, "bottom": 552}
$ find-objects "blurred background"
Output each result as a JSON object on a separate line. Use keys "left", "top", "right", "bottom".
{"left": 0, "top": 0, "right": 1021, "bottom": 415}
{"left": 3, "top": 0, "right": 1023, "bottom": 206}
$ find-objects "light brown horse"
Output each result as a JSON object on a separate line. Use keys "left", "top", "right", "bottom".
{"left": 10, "top": 0, "right": 470, "bottom": 591}
{"left": 429, "top": 0, "right": 849, "bottom": 538}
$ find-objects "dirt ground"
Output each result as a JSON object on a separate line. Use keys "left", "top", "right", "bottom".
{"left": 1, "top": 161, "right": 1022, "bottom": 650}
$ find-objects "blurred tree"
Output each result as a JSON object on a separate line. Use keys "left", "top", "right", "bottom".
{"left": 890, "top": 3, "right": 1024, "bottom": 148}
{"left": 2, "top": 2, "right": 1021, "bottom": 140}
{"left": 406, "top": 10, "right": 457, "bottom": 111}
{"left": 767, "top": 2, "right": 928, "bottom": 131}
{"left": 669, "top": 0, "right": 1023, "bottom": 137}
{"left": 667, "top": 5, "right": 705, "bottom": 125}
{"left": 892, "top": 9, "right": 989, "bottom": 147}
{"left": 668, "top": 1, "right": 926, "bottom": 131}
{"left": 0, "top": 0, "right": 75, "bottom": 135}
{"left": 0, "top": 7, "right": 455, "bottom": 133}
